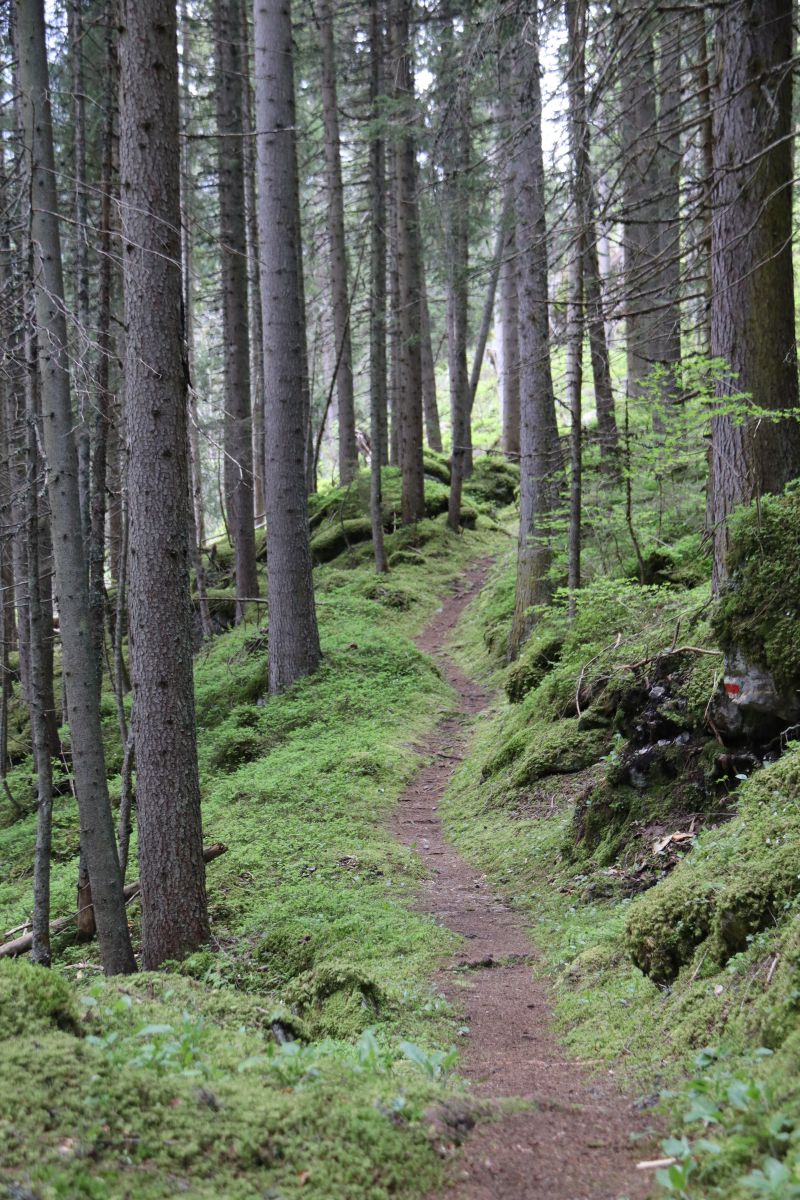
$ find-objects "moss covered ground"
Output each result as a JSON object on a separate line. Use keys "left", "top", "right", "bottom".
{"left": 443, "top": 536, "right": 800, "bottom": 1200}
{"left": 0, "top": 513, "right": 506, "bottom": 1200}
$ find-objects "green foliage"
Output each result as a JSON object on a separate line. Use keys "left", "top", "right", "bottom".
{"left": 712, "top": 487, "right": 800, "bottom": 691}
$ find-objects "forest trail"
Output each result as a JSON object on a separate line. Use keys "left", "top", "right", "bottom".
{"left": 393, "top": 559, "right": 656, "bottom": 1200}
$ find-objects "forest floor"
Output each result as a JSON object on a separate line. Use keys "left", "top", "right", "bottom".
{"left": 393, "top": 558, "right": 656, "bottom": 1200}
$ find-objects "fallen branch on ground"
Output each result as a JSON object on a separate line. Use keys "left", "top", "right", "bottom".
{"left": 0, "top": 842, "right": 228, "bottom": 959}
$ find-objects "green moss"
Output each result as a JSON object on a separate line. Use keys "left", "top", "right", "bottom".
{"left": 0, "top": 520, "right": 510, "bottom": 1200}
{"left": 0, "top": 959, "right": 81, "bottom": 1039}
{"left": 625, "top": 871, "right": 718, "bottom": 983}
{"left": 310, "top": 517, "right": 374, "bottom": 564}
{"left": 712, "top": 487, "right": 800, "bottom": 692}
{"left": 463, "top": 456, "right": 520, "bottom": 507}
{"left": 505, "top": 628, "right": 565, "bottom": 703}
{"left": 482, "top": 719, "right": 609, "bottom": 786}
{"left": 423, "top": 450, "right": 451, "bottom": 485}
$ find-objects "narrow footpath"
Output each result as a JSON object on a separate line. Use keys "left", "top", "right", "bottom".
{"left": 393, "top": 559, "right": 656, "bottom": 1200}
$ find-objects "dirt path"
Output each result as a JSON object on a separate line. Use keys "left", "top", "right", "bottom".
{"left": 393, "top": 560, "right": 656, "bottom": 1200}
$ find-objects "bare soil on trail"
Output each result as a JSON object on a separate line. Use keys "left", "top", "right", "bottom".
{"left": 393, "top": 559, "right": 657, "bottom": 1200}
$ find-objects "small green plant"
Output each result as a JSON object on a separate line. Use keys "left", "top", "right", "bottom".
{"left": 397, "top": 1040, "right": 458, "bottom": 1080}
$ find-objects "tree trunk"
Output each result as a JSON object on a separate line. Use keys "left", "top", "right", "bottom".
{"left": 653, "top": 13, "right": 682, "bottom": 412}
{"left": 120, "top": 0, "right": 209, "bottom": 968}
{"left": 68, "top": 0, "right": 92, "bottom": 551}
{"left": 369, "top": 0, "right": 389, "bottom": 574}
{"left": 241, "top": 4, "right": 266, "bottom": 523}
{"left": 497, "top": 50, "right": 519, "bottom": 461}
{"left": 387, "top": 140, "right": 401, "bottom": 468}
{"left": 319, "top": 0, "right": 358, "bottom": 484}
{"left": 709, "top": 0, "right": 800, "bottom": 590}
{"left": 88, "top": 13, "right": 116, "bottom": 678}
{"left": 179, "top": 2, "right": 214, "bottom": 642}
{"left": 468, "top": 213, "right": 505, "bottom": 436}
{"left": 26, "top": 340, "right": 53, "bottom": 967}
{"left": 254, "top": 0, "right": 322, "bottom": 691}
{"left": 419, "top": 264, "right": 442, "bottom": 453}
{"left": 215, "top": 0, "right": 259, "bottom": 622}
{"left": 391, "top": 0, "right": 425, "bottom": 524}
{"left": 566, "top": 0, "right": 618, "bottom": 471}
{"left": 17, "top": 0, "right": 136, "bottom": 976}
{"left": 689, "top": 9, "right": 713, "bottom": 355}
{"left": 508, "top": 2, "right": 561, "bottom": 659}
{"left": 499, "top": 221, "right": 520, "bottom": 459}
{"left": 620, "top": 4, "right": 660, "bottom": 406}
{"left": 442, "top": 9, "right": 471, "bottom": 532}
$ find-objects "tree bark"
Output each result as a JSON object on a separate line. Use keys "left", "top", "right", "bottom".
{"left": 26, "top": 336, "right": 53, "bottom": 967}
{"left": 319, "top": 0, "right": 358, "bottom": 484}
{"left": 178, "top": 3, "right": 214, "bottom": 642}
{"left": 254, "top": 0, "right": 322, "bottom": 691}
{"left": 442, "top": 8, "right": 471, "bottom": 532}
{"left": 391, "top": 0, "right": 425, "bottom": 524}
{"left": 215, "top": 0, "right": 259, "bottom": 622}
{"left": 499, "top": 223, "right": 520, "bottom": 459}
{"left": 566, "top": 0, "right": 618, "bottom": 471}
{"left": 419, "top": 263, "right": 442, "bottom": 453}
{"left": 68, "top": 0, "right": 92, "bottom": 551}
{"left": 17, "top": 0, "right": 136, "bottom": 976}
{"left": 709, "top": 0, "right": 800, "bottom": 590}
{"left": 619, "top": 3, "right": 660, "bottom": 406}
{"left": 88, "top": 10, "right": 117, "bottom": 679}
{"left": 120, "top": 0, "right": 209, "bottom": 967}
{"left": 240, "top": 4, "right": 266, "bottom": 523}
{"left": 369, "top": 0, "right": 389, "bottom": 574}
{"left": 508, "top": 2, "right": 561, "bottom": 659}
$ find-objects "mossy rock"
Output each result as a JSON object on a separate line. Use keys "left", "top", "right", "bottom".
{"left": 625, "top": 871, "right": 718, "bottom": 984}
{"left": 712, "top": 486, "right": 800, "bottom": 694}
{"left": 463, "top": 456, "right": 520, "bottom": 507}
{"left": 710, "top": 844, "right": 800, "bottom": 963}
{"left": 310, "top": 517, "right": 374, "bottom": 564}
{"left": 505, "top": 633, "right": 564, "bottom": 703}
{"left": 285, "top": 964, "right": 385, "bottom": 1039}
{"left": 388, "top": 549, "right": 427, "bottom": 568}
{"left": 423, "top": 450, "right": 451, "bottom": 485}
{"left": 0, "top": 960, "right": 81, "bottom": 1040}
{"left": 482, "top": 718, "right": 609, "bottom": 785}
{"left": 359, "top": 579, "right": 414, "bottom": 610}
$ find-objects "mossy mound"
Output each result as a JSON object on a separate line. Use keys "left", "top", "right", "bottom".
{"left": 463, "top": 456, "right": 520, "bottom": 507}
{"left": 626, "top": 870, "right": 718, "bottom": 984}
{"left": 505, "top": 628, "right": 564, "bottom": 703}
{"left": 311, "top": 517, "right": 374, "bottom": 564}
{"left": 625, "top": 743, "right": 800, "bottom": 982}
{"left": 285, "top": 964, "right": 386, "bottom": 1039}
{"left": 483, "top": 719, "right": 609, "bottom": 786}
{"left": 0, "top": 960, "right": 81, "bottom": 1039}
{"left": 423, "top": 450, "right": 452, "bottom": 485}
{"left": 308, "top": 467, "right": 451, "bottom": 535}
{"left": 712, "top": 486, "right": 800, "bottom": 693}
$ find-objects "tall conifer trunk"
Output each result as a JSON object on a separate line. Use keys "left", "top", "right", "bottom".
{"left": 709, "top": 0, "right": 800, "bottom": 589}
{"left": 254, "top": 0, "right": 321, "bottom": 690}
{"left": 508, "top": 2, "right": 561, "bottom": 659}
{"left": 391, "top": 0, "right": 425, "bottom": 524}
{"left": 17, "top": 0, "right": 135, "bottom": 975}
{"left": 120, "top": 0, "right": 209, "bottom": 967}
{"left": 215, "top": 0, "right": 259, "bottom": 622}
{"left": 319, "top": 0, "right": 358, "bottom": 484}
